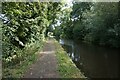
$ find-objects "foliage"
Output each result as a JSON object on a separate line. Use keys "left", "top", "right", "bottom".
{"left": 1, "top": 2, "right": 64, "bottom": 75}
{"left": 55, "top": 2, "right": 120, "bottom": 48}
{"left": 53, "top": 5, "right": 73, "bottom": 39}
{"left": 3, "top": 40, "right": 44, "bottom": 78}
{"left": 83, "top": 2, "right": 120, "bottom": 47}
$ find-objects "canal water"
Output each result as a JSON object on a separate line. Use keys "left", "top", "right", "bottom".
{"left": 59, "top": 39, "right": 120, "bottom": 78}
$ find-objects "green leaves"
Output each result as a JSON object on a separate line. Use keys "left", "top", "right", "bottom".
{"left": 2, "top": 2, "right": 64, "bottom": 62}
{"left": 55, "top": 2, "right": 120, "bottom": 48}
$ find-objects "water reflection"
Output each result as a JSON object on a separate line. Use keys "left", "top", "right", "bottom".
{"left": 59, "top": 39, "right": 119, "bottom": 78}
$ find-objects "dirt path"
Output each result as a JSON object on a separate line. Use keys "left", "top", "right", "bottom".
{"left": 23, "top": 39, "right": 60, "bottom": 78}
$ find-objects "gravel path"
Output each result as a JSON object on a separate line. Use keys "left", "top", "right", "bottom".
{"left": 23, "top": 40, "right": 60, "bottom": 78}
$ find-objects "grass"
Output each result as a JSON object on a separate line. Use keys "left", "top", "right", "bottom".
{"left": 54, "top": 39, "right": 87, "bottom": 79}
{"left": 2, "top": 40, "right": 45, "bottom": 78}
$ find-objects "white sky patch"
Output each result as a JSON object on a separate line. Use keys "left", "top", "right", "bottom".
{"left": 55, "top": 0, "right": 73, "bottom": 27}
{"left": 74, "top": 0, "right": 120, "bottom": 2}
{"left": 62, "top": 0, "right": 73, "bottom": 3}
{"left": 1, "top": 0, "right": 120, "bottom": 2}
{"left": 61, "top": 0, "right": 73, "bottom": 11}
{"left": 63, "top": 0, "right": 73, "bottom": 7}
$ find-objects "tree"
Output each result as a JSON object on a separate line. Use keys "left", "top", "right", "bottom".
{"left": 2, "top": 2, "right": 64, "bottom": 62}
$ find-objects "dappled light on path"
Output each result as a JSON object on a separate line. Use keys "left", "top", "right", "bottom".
{"left": 40, "top": 51, "right": 55, "bottom": 54}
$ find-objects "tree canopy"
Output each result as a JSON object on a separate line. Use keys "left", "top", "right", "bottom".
{"left": 1, "top": 2, "right": 64, "bottom": 62}
{"left": 1, "top": 2, "right": 120, "bottom": 67}
{"left": 54, "top": 2, "right": 120, "bottom": 48}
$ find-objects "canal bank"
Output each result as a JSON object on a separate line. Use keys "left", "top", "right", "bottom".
{"left": 22, "top": 38, "right": 86, "bottom": 78}
{"left": 54, "top": 39, "right": 86, "bottom": 78}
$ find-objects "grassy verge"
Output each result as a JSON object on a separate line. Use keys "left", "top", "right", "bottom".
{"left": 3, "top": 40, "right": 45, "bottom": 78}
{"left": 54, "top": 39, "right": 86, "bottom": 79}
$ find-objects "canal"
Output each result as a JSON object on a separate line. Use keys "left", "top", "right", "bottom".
{"left": 59, "top": 39, "right": 119, "bottom": 78}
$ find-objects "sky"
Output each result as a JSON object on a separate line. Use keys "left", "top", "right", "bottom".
{"left": 63, "top": 0, "right": 73, "bottom": 6}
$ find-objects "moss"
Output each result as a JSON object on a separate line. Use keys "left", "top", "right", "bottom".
{"left": 54, "top": 39, "right": 87, "bottom": 79}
